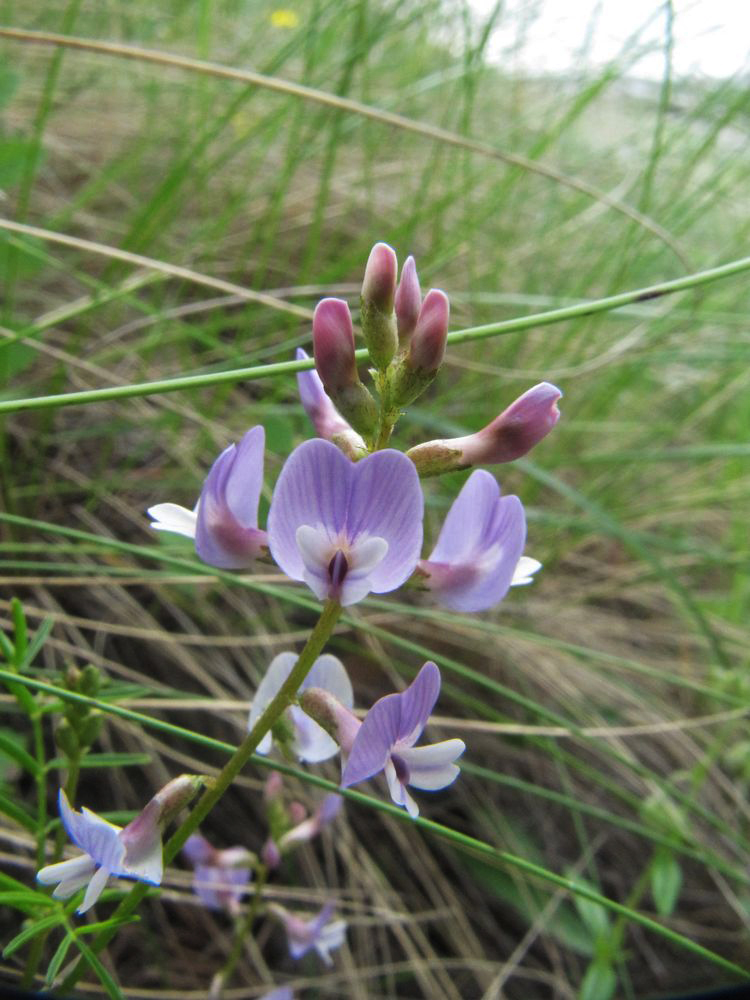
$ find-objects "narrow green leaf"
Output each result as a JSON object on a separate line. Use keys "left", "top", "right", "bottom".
{"left": 45, "top": 933, "right": 74, "bottom": 986}
{"left": 0, "top": 889, "right": 55, "bottom": 914}
{"left": 3, "top": 911, "right": 64, "bottom": 958}
{"left": 20, "top": 617, "right": 54, "bottom": 670}
{"left": 10, "top": 598, "right": 28, "bottom": 663}
{"left": 580, "top": 959, "right": 617, "bottom": 1000}
{"left": 651, "top": 848, "right": 683, "bottom": 918}
{"left": 569, "top": 875, "right": 611, "bottom": 940}
{"left": 0, "top": 728, "right": 40, "bottom": 776}
{"left": 71, "top": 931, "right": 125, "bottom": 1000}
{"left": 0, "top": 790, "right": 38, "bottom": 831}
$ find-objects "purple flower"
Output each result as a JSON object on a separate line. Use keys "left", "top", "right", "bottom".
{"left": 38, "top": 789, "right": 164, "bottom": 913}
{"left": 249, "top": 652, "right": 354, "bottom": 762}
{"left": 295, "top": 348, "right": 366, "bottom": 460}
{"left": 271, "top": 901, "right": 347, "bottom": 965}
{"left": 419, "top": 470, "right": 527, "bottom": 612}
{"left": 341, "top": 662, "right": 465, "bottom": 818}
{"left": 148, "top": 426, "right": 268, "bottom": 569}
{"left": 267, "top": 439, "right": 424, "bottom": 606}
{"left": 278, "top": 794, "right": 343, "bottom": 851}
{"left": 182, "top": 834, "right": 253, "bottom": 915}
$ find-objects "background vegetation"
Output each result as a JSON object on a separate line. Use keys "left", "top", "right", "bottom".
{"left": 1, "top": 1, "right": 749, "bottom": 997}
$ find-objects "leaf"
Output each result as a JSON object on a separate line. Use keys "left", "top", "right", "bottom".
{"left": 0, "top": 789, "right": 37, "bottom": 831}
{"left": 0, "top": 889, "right": 56, "bottom": 914}
{"left": 0, "top": 728, "right": 39, "bottom": 776}
{"left": 569, "top": 875, "right": 611, "bottom": 941}
{"left": 20, "top": 617, "right": 54, "bottom": 671}
{"left": 71, "top": 932, "right": 126, "bottom": 1000}
{"left": 651, "top": 847, "right": 682, "bottom": 917}
{"left": 45, "top": 934, "right": 74, "bottom": 986}
{"left": 579, "top": 958, "right": 617, "bottom": 1000}
{"left": 3, "top": 911, "right": 65, "bottom": 957}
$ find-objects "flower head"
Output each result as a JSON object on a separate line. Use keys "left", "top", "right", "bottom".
{"left": 38, "top": 789, "right": 165, "bottom": 913}
{"left": 341, "top": 662, "right": 465, "bottom": 818}
{"left": 272, "top": 901, "right": 347, "bottom": 965}
{"left": 249, "top": 652, "right": 354, "bottom": 762}
{"left": 148, "top": 426, "right": 268, "bottom": 569}
{"left": 295, "top": 348, "right": 367, "bottom": 460}
{"left": 419, "top": 470, "right": 527, "bottom": 612}
{"left": 267, "top": 439, "right": 423, "bottom": 606}
{"left": 182, "top": 834, "right": 253, "bottom": 915}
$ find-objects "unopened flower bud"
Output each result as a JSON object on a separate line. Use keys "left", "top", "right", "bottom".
{"left": 408, "top": 289, "right": 449, "bottom": 373}
{"left": 312, "top": 299, "right": 378, "bottom": 438}
{"left": 264, "top": 771, "right": 284, "bottom": 802}
{"left": 288, "top": 801, "right": 307, "bottom": 825}
{"left": 395, "top": 255, "right": 422, "bottom": 346}
{"left": 407, "top": 383, "right": 562, "bottom": 476}
{"left": 299, "top": 687, "right": 361, "bottom": 757}
{"left": 261, "top": 837, "right": 282, "bottom": 869}
{"left": 387, "top": 289, "right": 449, "bottom": 410}
{"left": 130, "top": 774, "right": 204, "bottom": 838}
{"left": 360, "top": 242, "right": 398, "bottom": 370}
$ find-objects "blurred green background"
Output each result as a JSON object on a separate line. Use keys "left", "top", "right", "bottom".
{"left": 1, "top": 2, "right": 749, "bottom": 997}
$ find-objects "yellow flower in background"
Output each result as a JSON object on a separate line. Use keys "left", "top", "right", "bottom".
{"left": 270, "top": 9, "right": 299, "bottom": 29}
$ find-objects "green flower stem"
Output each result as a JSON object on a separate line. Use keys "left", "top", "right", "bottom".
{"left": 57, "top": 599, "right": 342, "bottom": 995}
{"left": 210, "top": 864, "right": 269, "bottom": 998}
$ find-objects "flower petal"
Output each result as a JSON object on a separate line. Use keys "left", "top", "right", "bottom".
{"left": 268, "top": 440, "right": 351, "bottom": 582}
{"left": 52, "top": 869, "right": 96, "bottom": 900}
{"left": 303, "top": 654, "right": 353, "bottom": 708}
{"left": 384, "top": 760, "right": 419, "bottom": 818}
{"left": 78, "top": 864, "right": 111, "bottom": 914}
{"left": 248, "top": 652, "right": 297, "bottom": 739}
{"left": 398, "top": 739, "right": 465, "bottom": 790}
{"left": 147, "top": 503, "right": 197, "bottom": 539}
{"left": 345, "top": 450, "right": 423, "bottom": 593}
{"left": 58, "top": 790, "right": 124, "bottom": 873}
{"left": 37, "top": 855, "right": 95, "bottom": 887}
{"left": 511, "top": 555, "right": 542, "bottom": 586}
{"left": 427, "top": 470, "right": 502, "bottom": 564}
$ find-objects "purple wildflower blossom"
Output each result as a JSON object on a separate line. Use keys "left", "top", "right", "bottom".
{"left": 419, "top": 470, "right": 527, "bottom": 612}
{"left": 272, "top": 901, "right": 347, "bottom": 965}
{"left": 38, "top": 789, "right": 164, "bottom": 913}
{"left": 341, "top": 662, "right": 465, "bottom": 818}
{"left": 148, "top": 426, "right": 267, "bottom": 569}
{"left": 249, "top": 652, "right": 354, "bottom": 763}
{"left": 267, "top": 439, "right": 424, "bottom": 606}
{"left": 183, "top": 834, "right": 252, "bottom": 915}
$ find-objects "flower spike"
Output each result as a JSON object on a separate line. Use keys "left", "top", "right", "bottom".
{"left": 148, "top": 426, "right": 268, "bottom": 569}
{"left": 267, "top": 439, "right": 423, "bottom": 606}
{"left": 419, "top": 470, "right": 527, "bottom": 612}
{"left": 341, "top": 662, "right": 465, "bottom": 818}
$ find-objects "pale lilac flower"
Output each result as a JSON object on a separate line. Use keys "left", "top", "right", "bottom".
{"left": 249, "top": 652, "right": 354, "bottom": 762}
{"left": 295, "top": 348, "right": 366, "bottom": 460}
{"left": 38, "top": 789, "right": 164, "bottom": 913}
{"left": 418, "top": 470, "right": 526, "bottom": 612}
{"left": 407, "top": 383, "right": 562, "bottom": 476}
{"left": 259, "top": 989, "right": 293, "bottom": 1000}
{"left": 148, "top": 426, "right": 268, "bottom": 569}
{"left": 271, "top": 901, "right": 347, "bottom": 965}
{"left": 183, "top": 834, "right": 253, "bottom": 915}
{"left": 267, "top": 439, "right": 423, "bottom": 606}
{"left": 341, "top": 661, "right": 465, "bottom": 819}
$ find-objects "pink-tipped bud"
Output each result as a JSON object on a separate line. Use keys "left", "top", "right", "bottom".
{"left": 406, "top": 382, "right": 562, "bottom": 476}
{"left": 299, "top": 687, "right": 361, "bottom": 757}
{"left": 288, "top": 801, "right": 307, "bottom": 825}
{"left": 395, "top": 255, "right": 422, "bottom": 345}
{"left": 362, "top": 242, "right": 397, "bottom": 314}
{"left": 312, "top": 300, "right": 378, "bottom": 438}
{"left": 313, "top": 298, "right": 357, "bottom": 393}
{"left": 408, "top": 289, "right": 449, "bottom": 373}
{"left": 360, "top": 242, "right": 398, "bottom": 370}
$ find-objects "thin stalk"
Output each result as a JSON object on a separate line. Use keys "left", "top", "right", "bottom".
{"left": 56, "top": 600, "right": 342, "bottom": 994}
